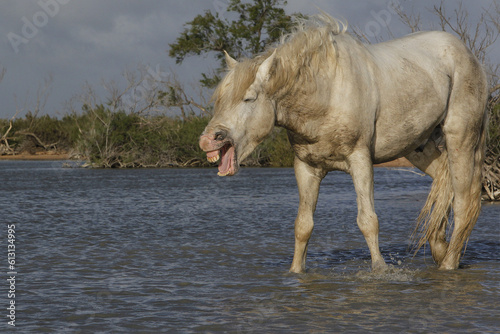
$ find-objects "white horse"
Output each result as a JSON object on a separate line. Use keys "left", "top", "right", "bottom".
{"left": 199, "top": 14, "right": 488, "bottom": 273}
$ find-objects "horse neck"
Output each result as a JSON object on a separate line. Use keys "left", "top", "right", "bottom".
{"left": 272, "top": 37, "right": 377, "bottom": 141}
{"left": 274, "top": 94, "right": 330, "bottom": 142}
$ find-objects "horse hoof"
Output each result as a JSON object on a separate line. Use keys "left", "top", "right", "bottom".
{"left": 289, "top": 266, "right": 306, "bottom": 274}
{"left": 438, "top": 263, "right": 459, "bottom": 270}
{"left": 372, "top": 261, "right": 388, "bottom": 272}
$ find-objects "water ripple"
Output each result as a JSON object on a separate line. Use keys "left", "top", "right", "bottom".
{"left": 1, "top": 162, "right": 498, "bottom": 332}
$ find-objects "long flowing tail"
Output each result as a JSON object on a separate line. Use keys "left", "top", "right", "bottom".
{"left": 412, "top": 150, "right": 454, "bottom": 255}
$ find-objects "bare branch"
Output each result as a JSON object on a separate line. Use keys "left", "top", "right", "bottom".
{"left": 31, "top": 74, "right": 53, "bottom": 121}
{"left": 489, "top": 1, "right": 500, "bottom": 33}
{"left": 394, "top": 4, "right": 421, "bottom": 33}
{"left": 17, "top": 131, "right": 58, "bottom": 150}
{"left": 0, "top": 103, "right": 24, "bottom": 155}
{"left": 349, "top": 25, "right": 371, "bottom": 44}
{"left": 491, "top": 84, "right": 500, "bottom": 95}
{"left": 431, "top": 0, "right": 499, "bottom": 64}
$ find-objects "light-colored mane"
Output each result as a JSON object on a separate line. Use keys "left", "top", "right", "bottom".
{"left": 269, "top": 14, "right": 347, "bottom": 98}
{"left": 212, "top": 14, "right": 348, "bottom": 109}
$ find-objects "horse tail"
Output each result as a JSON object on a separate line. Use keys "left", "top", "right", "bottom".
{"left": 413, "top": 149, "right": 454, "bottom": 254}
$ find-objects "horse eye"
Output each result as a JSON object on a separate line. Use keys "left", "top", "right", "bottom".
{"left": 214, "top": 130, "right": 227, "bottom": 141}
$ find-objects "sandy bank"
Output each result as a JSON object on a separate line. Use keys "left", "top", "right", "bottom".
{"left": 0, "top": 152, "right": 70, "bottom": 161}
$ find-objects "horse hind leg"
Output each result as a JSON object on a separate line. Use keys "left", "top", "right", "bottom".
{"left": 439, "top": 116, "right": 485, "bottom": 269}
{"left": 406, "top": 137, "right": 451, "bottom": 265}
{"left": 435, "top": 51, "right": 489, "bottom": 269}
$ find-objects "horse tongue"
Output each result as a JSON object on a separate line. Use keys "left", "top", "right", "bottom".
{"left": 218, "top": 145, "right": 235, "bottom": 176}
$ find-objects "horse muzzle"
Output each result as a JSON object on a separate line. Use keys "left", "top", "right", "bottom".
{"left": 199, "top": 130, "right": 238, "bottom": 176}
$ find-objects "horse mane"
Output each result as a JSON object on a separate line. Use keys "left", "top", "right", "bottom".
{"left": 279, "top": 13, "right": 347, "bottom": 45}
{"left": 212, "top": 14, "right": 348, "bottom": 109}
{"left": 269, "top": 13, "right": 347, "bottom": 98}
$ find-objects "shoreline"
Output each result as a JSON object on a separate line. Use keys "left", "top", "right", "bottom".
{"left": 0, "top": 153, "right": 70, "bottom": 161}
{"left": 0, "top": 154, "right": 414, "bottom": 167}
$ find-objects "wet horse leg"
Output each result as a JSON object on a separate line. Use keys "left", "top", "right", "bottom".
{"left": 440, "top": 130, "right": 482, "bottom": 270}
{"left": 289, "top": 158, "right": 325, "bottom": 273}
{"left": 438, "top": 60, "right": 486, "bottom": 269}
{"left": 348, "top": 151, "right": 387, "bottom": 271}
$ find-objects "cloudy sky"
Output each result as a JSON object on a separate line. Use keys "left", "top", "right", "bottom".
{"left": 0, "top": 0, "right": 498, "bottom": 119}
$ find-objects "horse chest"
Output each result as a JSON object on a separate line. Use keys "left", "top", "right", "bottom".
{"left": 291, "top": 139, "right": 351, "bottom": 171}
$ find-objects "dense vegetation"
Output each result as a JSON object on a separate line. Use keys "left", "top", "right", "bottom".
{"left": 0, "top": 110, "right": 294, "bottom": 168}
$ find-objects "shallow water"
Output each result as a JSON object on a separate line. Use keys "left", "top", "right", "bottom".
{"left": 1, "top": 161, "right": 499, "bottom": 333}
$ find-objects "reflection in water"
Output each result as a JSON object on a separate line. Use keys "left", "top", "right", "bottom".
{"left": 0, "top": 161, "right": 498, "bottom": 332}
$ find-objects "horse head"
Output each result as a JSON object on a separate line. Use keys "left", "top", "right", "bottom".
{"left": 199, "top": 50, "right": 277, "bottom": 176}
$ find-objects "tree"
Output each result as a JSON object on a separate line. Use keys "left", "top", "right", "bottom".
{"left": 168, "top": 0, "right": 300, "bottom": 88}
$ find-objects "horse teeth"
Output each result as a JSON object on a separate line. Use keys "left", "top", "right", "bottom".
{"left": 207, "top": 154, "right": 220, "bottom": 163}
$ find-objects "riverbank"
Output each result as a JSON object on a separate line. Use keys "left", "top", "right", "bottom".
{"left": 0, "top": 152, "right": 70, "bottom": 161}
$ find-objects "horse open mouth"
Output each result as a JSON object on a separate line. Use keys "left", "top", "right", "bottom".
{"left": 206, "top": 143, "right": 237, "bottom": 176}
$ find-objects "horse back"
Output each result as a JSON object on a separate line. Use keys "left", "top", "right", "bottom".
{"left": 366, "top": 31, "right": 486, "bottom": 162}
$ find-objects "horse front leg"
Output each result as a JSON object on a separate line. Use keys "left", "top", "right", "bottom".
{"left": 289, "top": 157, "right": 325, "bottom": 273}
{"left": 348, "top": 151, "right": 387, "bottom": 271}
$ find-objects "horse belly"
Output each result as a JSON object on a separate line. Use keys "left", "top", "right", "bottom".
{"left": 373, "top": 120, "right": 437, "bottom": 163}
{"left": 372, "top": 97, "right": 447, "bottom": 163}
{"left": 373, "top": 72, "right": 450, "bottom": 162}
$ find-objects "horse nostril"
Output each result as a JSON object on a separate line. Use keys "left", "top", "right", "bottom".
{"left": 214, "top": 130, "right": 227, "bottom": 141}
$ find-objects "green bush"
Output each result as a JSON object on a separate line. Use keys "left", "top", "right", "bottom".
{"left": 67, "top": 106, "right": 296, "bottom": 168}
{"left": 171, "top": 116, "right": 210, "bottom": 164}
{"left": 68, "top": 106, "right": 212, "bottom": 167}
{"left": 0, "top": 113, "right": 76, "bottom": 152}
{"left": 245, "top": 127, "right": 294, "bottom": 167}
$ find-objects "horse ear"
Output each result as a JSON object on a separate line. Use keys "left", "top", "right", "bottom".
{"left": 224, "top": 50, "right": 238, "bottom": 69}
{"left": 255, "top": 49, "right": 276, "bottom": 84}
